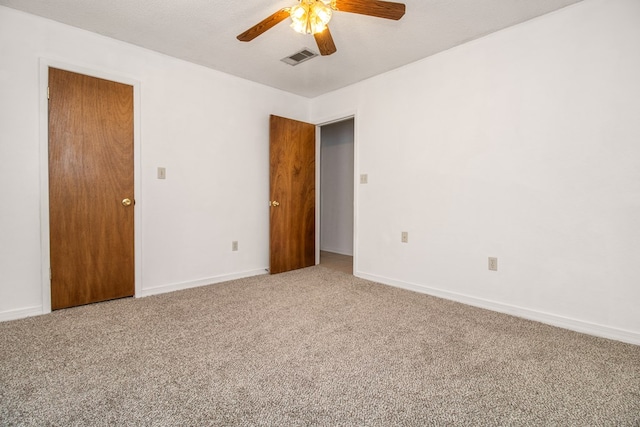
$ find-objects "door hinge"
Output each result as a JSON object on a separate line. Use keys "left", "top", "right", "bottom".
{"left": 49, "top": 268, "right": 52, "bottom": 280}
{"left": 47, "top": 86, "right": 50, "bottom": 100}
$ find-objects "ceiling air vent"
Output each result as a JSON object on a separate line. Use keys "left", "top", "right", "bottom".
{"left": 281, "top": 48, "right": 318, "bottom": 66}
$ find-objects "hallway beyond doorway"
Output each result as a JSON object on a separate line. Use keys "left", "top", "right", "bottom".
{"left": 320, "top": 251, "right": 353, "bottom": 275}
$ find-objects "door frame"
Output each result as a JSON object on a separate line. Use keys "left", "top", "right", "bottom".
{"left": 38, "top": 58, "right": 142, "bottom": 314}
{"left": 314, "top": 111, "right": 358, "bottom": 274}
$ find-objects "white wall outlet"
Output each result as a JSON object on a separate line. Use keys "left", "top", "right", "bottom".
{"left": 488, "top": 257, "right": 498, "bottom": 271}
{"left": 157, "top": 167, "right": 166, "bottom": 179}
{"left": 232, "top": 241, "right": 238, "bottom": 251}
{"left": 401, "top": 231, "right": 408, "bottom": 243}
{"left": 360, "top": 174, "right": 368, "bottom": 184}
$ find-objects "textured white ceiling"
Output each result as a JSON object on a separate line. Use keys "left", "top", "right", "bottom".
{"left": 0, "top": 0, "right": 584, "bottom": 97}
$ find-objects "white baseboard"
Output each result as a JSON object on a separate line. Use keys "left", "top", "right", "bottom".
{"left": 136, "top": 268, "right": 268, "bottom": 298}
{"left": 0, "top": 305, "right": 45, "bottom": 322}
{"left": 356, "top": 271, "right": 640, "bottom": 346}
{"left": 0, "top": 269, "right": 268, "bottom": 322}
{"left": 4, "top": 270, "right": 637, "bottom": 347}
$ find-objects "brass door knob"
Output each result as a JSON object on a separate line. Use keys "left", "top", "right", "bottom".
{"left": 269, "top": 200, "right": 280, "bottom": 207}
{"left": 122, "top": 198, "right": 132, "bottom": 207}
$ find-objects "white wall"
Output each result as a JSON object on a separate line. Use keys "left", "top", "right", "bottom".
{"left": 311, "top": 0, "right": 640, "bottom": 344}
{"left": 320, "top": 119, "right": 354, "bottom": 255}
{"left": 0, "top": 6, "right": 310, "bottom": 318}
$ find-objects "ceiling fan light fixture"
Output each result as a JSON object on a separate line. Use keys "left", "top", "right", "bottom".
{"left": 312, "top": 2, "right": 332, "bottom": 25}
{"left": 290, "top": 0, "right": 332, "bottom": 35}
{"left": 237, "top": 0, "right": 405, "bottom": 57}
{"left": 290, "top": 4, "right": 309, "bottom": 33}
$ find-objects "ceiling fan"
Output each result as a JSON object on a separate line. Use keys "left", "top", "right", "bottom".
{"left": 237, "top": 0, "right": 406, "bottom": 56}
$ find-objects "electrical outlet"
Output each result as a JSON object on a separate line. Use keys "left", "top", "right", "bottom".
{"left": 232, "top": 241, "right": 238, "bottom": 252}
{"left": 157, "top": 167, "right": 166, "bottom": 179}
{"left": 401, "top": 231, "right": 408, "bottom": 243}
{"left": 488, "top": 257, "right": 498, "bottom": 271}
{"left": 360, "top": 174, "right": 368, "bottom": 184}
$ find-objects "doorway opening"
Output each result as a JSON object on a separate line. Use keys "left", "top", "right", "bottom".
{"left": 319, "top": 118, "right": 354, "bottom": 274}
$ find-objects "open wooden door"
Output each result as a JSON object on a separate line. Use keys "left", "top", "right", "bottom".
{"left": 269, "top": 115, "right": 316, "bottom": 274}
{"left": 48, "top": 68, "right": 134, "bottom": 309}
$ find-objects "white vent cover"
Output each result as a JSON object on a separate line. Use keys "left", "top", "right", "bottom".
{"left": 281, "top": 48, "right": 318, "bottom": 66}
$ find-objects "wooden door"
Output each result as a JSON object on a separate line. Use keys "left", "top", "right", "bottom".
{"left": 269, "top": 115, "right": 316, "bottom": 274}
{"left": 48, "top": 68, "right": 134, "bottom": 310}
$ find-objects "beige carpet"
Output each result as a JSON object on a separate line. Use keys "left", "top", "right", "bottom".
{"left": 1, "top": 266, "right": 639, "bottom": 426}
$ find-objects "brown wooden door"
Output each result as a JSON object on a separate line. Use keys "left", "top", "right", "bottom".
{"left": 48, "top": 68, "right": 134, "bottom": 310}
{"left": 269, "top": 115, "right": 316, "bottom": 274}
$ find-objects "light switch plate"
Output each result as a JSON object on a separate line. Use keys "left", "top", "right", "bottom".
{"left": 360, "top": 174, "right": 368, "bottom": 184}
{"left": 157, "top": 167, "right": 166, "bottom": 179}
